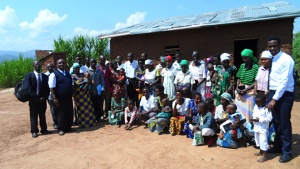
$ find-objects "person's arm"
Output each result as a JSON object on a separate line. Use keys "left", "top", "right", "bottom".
{"left": 172, "top": 100, "right": 179, "bottom": 117}
{"left": 174, "top": 75, "right": 178, "bottom": 91}
{"left": 236, "top": 79, "right": 244, "bottom": 95}
{"left": 199, "top": 114, "right": 213, "bottom": 130}
{"left": 253, "top": 80, "right": 258, "bottom": 95}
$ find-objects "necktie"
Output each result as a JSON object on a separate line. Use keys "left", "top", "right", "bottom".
{"left": 37, "top": 73, "right": 41, "bottom": 95}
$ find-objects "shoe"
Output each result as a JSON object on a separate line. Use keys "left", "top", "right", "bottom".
{"left": 58, "top": 130, "right": 65, "bottom": 136}
{"left": 267, "top": 148, "right": 282, "bottom": 153}
{"left": 53, "top": 124, "right": 58, "bottom": 129}
{"left": 32, "top": 132, "right": 38, "bottom": 138}
{"left": 41, "top": 130, "right": 52, "bottom": 135}
{"left": 279, "top": 154, "right": 293, "bottom": 163}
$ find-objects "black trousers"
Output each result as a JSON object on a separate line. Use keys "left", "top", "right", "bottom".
{"left": 91, "top": 94, "right": 102, "bottom": 120}
{"left": 267, "top": 90, "right": 294, "bottom": 155}
{"left": 47, "top": 99, "right": 58, "bottom": 125}
{"left": 57, "top": 97, "right": 74, "bottom": 132}
{"left": 127, "top": 78, "right": 138, "bottom": 106}
{"left": 29, "top": 100, "right": 47, "bottom": 133}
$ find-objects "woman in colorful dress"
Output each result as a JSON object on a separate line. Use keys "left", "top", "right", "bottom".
{"left": 108, "top": 91, "right": 125, "bottom": 125}
{"left": 136, "top": 59, "right": 146, "bottom": 102}
{"left": 147, "top": 84, "right": 175, "bottom": 134}
{"left": 72, "top": 63, "right": 96, "bottom": 128}
{"left": 161, "top": 55, "right": 177, "bottom": 97}
{"left": 110, "top": 61, "right": 126, "bottom": 98}
{"left": 211, "top": 53, "right": 236, "bottom": 106}
{"left": 235, "top": 49, "right": 259, "bottom": 122}
{"left": 169, "top": 90, "right": 190, "bottom": 135}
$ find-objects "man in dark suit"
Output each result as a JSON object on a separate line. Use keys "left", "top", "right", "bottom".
{"left": 24, "top": 60, "right": 50, "bottom": 138}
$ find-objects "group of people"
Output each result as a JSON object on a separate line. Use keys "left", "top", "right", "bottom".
{"left": 25, "top": 35, "right": 294, "bottom": 163}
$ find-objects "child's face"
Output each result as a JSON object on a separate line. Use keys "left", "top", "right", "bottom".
{"left": 119, "top": 68, "right": 125, "bottom": 75}
{"left": 197, "top": 106, "right": 204, "bottom": 114}
{"left": 127, "top": 102, "right": 133, "bottom": 109}
{"left": 194, "top": 95, "right": 201, "bottom": 104}
{"left": 84, "top": 72, "right": 90, "bottom": 78}
{"left": 226, "top": 106, "right": 235, "bottom": 114}
{"left": 143, "top": 89, "right": 150, "bottom": 97}
{"left": 162, "top": 99, "right": 169, "bottom": 107}
{"left": 255, "top": 99, "right": 265, "bottom": 107}
{"left": 113, "top": 93, "right": 120, "bottom": 100}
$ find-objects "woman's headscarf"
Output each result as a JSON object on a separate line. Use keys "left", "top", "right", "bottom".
{"left": 241, "top": 49, "right": 257, "bottom": 63}
{"left": 165, "top": 55, "right": 173, "bottom": 62}
{"left": 220, "top": 53, "right": 230, "bottom": 62}
{"left": 221, "top": 92, "right": 232, "bottom": 102}
{"left": 180, "top": 60, "right": 188, "bottom": 66}
{"left": 72, "top": 63, "right": 80, "bottom": 68}
{"left": 160, "top": 56, "right": 166, "bottom": 63}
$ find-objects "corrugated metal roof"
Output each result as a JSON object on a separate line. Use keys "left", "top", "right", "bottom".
{"left": 99, "top": 1, "right": 300, "bottom": 38}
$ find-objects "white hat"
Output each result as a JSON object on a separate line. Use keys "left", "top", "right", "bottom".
{"left": 105, "top": 61, "right": 110, "bottom": 65}
{"left": 145, "top": 59, "right": 153, "bottom": 65}
{"left": 260, "top": 51, "right": 272, "bottom": 59}
{"left": 220, "top": 53, "right": 230, "bottom": 62}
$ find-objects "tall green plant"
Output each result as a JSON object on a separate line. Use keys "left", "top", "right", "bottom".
{"left": 293, "top": 32, "right": 300, "bottom": 71}
{"left": 0, "top": 55, "right": 34, "bottom": 88}
{"left": 53, "top": 35, "right": 109, "bottom": 66}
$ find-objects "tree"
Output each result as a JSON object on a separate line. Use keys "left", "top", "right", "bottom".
{"left": 53, "top": 35, "right": 109, "bottom": 67}
{"left": 293, "top": 32, "right": 300, "bottom": 71}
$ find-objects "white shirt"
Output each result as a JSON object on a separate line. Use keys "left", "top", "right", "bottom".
{"left": 48, "top": 69, "right": 74, "bottom": 88}
{"left": 269, "top": 51, "right": 294, "bottom": 100}
{"left": 124, "top": 60, "right": 138, "bottom": 78}
{"left": 174, "top": 70, "right": 195, "bottom": 85}
{"left": 172, "top": 61, "right": 181, "bottom": 72}
{"left": 252, "top": 105, "right": 272, "bottom": 132}
{"left": 139, "top": 95, "right": 156, "bottom": 112}
{"left": 69, "top": 66, "right": 87, "bottom": 74}
{"left": 144, "top": 68, "right": 157, "bottom": 84}
{"left": 172, "top": 98, "right": 190, "bottom": 116}
{"left": 117, "top": 63, "right": 125, "bottom": 70}
{"left": 189, "top": 62, "right": 206, "bottom": 81}
{"left": 214, "top": 105, "right": 227, "bottom": 119}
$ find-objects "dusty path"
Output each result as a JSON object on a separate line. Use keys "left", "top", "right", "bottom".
{"left": 0, "top": 87, "right": 299, "bottom": 169}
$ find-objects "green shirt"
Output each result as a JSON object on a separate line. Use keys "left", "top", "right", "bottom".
{"left": 236, "top": 63, "right": 258, "bottom": 85}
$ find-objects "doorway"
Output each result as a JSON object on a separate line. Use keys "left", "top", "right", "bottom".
{"left": 234, "top": 39, "right": 259, "bottom": 68}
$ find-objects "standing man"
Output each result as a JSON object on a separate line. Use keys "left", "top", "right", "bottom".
{"left": 49, "top": 59, "right": 74, "bottom": 136}
{"left": 97, "top": 55, "right": 111, "bottom": 120}
{"left": 140, "top": 52, "right": 148, "bottom": 60}
{"left": 24, "top": 60, "right": 50, "bottom": 138}
{"left": 116, "top": 55, "right": 124, "bottom": 70}
{"left": 124, "top": 52, "right": 139, "bottom": 106}
{"left": 88, "top": 58, "right": 105, "bottom": 122}
{"left": 44, "top": 62, "right": 58, "bottom": 129}
{"left": 69, "top": 55, "right": 87, "bottom": 74}
{"left": 266, "top": 36, "right": 294, "bottom": 163}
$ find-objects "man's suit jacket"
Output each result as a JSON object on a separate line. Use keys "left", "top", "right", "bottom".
{"left": 23, "top": 72, "right": 50, "bottom": 102}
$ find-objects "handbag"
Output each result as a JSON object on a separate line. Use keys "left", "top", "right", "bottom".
{"left": 192, "top": 131, "right": 204, "bottom": 146}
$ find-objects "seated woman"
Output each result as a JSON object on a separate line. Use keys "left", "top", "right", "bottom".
{"left": 216, "top": 104, "right": 244, "bottom": 149}
{"left": 214, "top": 92, "right": 232, "bottom": 131}
{"left": 183, "top": 92, "right": 202, "bottom": 138}
{"left": 137, "top": 87, "right": 158, "bottom": 125}
{"left": 108, "top": 91, "right": 125, "bottom": 125}
{"left": 192, "top": 102, "right": 216, "bottom": 146}
{"left": 169, "top": 90, "right": 190, "bottom": 136}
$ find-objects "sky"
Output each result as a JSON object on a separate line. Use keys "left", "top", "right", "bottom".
{"left": 1, "top": 0, "right": 300, "bottom": 52}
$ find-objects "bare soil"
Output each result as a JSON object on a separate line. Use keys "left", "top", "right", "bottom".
{"left": 0, "top": 87, "right": 299, "bottom": 169}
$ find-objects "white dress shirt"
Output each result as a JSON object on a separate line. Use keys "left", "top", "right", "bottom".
{"left": 269, "top": 51, "right": 294, "bottom": 100}
{"left": 48, "top": 69, "right": 74, "bottom": 88}
{"left": 124, "top": 60, "right": 138, "bottom": 78}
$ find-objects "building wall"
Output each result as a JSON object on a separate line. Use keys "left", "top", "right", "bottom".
{"left": 110, "top": 18, "right": 294, "bottom": 63}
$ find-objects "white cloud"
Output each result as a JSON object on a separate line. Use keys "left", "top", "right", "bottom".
{"left": 19, "top": 9, "right": 67, "bottom": 37}
{"left": 114, "top": 12, "right": 147, "bottom": 30}
{"left": 0, "top": 6, "right": 18, "bottom": 33}
{"left": 72, "top": 12, "right": 147, "bottom": 37}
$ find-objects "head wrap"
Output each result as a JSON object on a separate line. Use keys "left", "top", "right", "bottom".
{"left": 105, "top": 61, "right": 110, "bottom": 65}
{"left": 160, "top": 56, "right": 166, "bottom": 63}
{"left": 192, "top": 51, "right": 200, "bottom": 58}
{"left": 165, "top": 55, "right": 173, "bottom": 62}
{"left": 260, "top": 51, "right": 272, "bottom": 59}
{"left": 221, "top": 92, "right": 232, "bottom": 102}
{"left": 145, "top": 59, "right": 153, "bottom": 65}
{"left": 72, "top": 63, "right": 80, "bottom": 68}
{"left": 206, "top": 57, "right": 213, "bottom": 63}
{"left": 241, "top": 49, "right": 257, "bottom": 63}
{"left": 180, "top": 59, "right": 188, "bottom": 66}
{"left": 220, "top": 53, "right": 230, "bottom": 62}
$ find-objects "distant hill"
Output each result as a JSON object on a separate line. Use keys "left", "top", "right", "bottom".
{"left": 0, "top": 50, "right": 36, "bottom": 62}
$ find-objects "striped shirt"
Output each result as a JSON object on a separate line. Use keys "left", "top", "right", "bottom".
{"left": 236, "top": 63, "right": 259, "bottom": 85}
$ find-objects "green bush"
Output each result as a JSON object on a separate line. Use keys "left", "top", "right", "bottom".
{"left": 0, "top": 56, "right": 34, "bottom": 88}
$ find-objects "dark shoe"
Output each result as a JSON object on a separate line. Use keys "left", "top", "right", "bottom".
{"left": 73, "top": 121, "right": 79, "bottom": 126}
{"left": 53, "top": 124, "right": 58, "bottom": 129}
{"left": 32, "top": 132, "right": 38, "bottom": 138}
{"left": 279, "top": 154, "right": 293, "bottom": 163}
{"left": 267, "top": 148, "right": 282, "bottom": 153}
{"left": 58, "top": 130, "right": 65, "bottom": 136}
{"left": 41, "top": 130, "right": 52, "bottom": 135}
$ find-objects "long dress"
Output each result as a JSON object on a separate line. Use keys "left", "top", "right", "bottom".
{"left": 108, "top": 98, "right": 125, "bottom": 125}
{"left": 73, "top": 75, "right": 96, "bottom": 128}
{"left": 211, "top": 65, "right": 236, "bottom": 106}
{"left": 110, "top": 69, "right": 125, "bottom": 98}
{"left": 161, "top": 66, "right": 176, "bottom": 97}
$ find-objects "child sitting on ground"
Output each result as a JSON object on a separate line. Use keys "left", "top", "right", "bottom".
{"left": 124, "top": 99, "right": 137, "bottom": 130}
{"left": 192, "top": 102, "right": 216, "bottom": 146}
{"left": 219, "top": 104, "right": 243, "bottom": 133}
{"left": 108, "top": 91, "right": 125, "bottom": 126}
{"left": 250, "top": 93, "right": 272, "bottom": 162}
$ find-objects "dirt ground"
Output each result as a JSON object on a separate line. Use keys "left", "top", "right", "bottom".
{"left": 0, "top": 88, "right": 299, "bottom": 169}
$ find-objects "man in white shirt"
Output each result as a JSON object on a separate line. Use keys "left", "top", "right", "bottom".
{"left": 69, "top": 56, "right": 87, "bottom": 74}
{"left": 265, "top": 36, "right": 294, "bottom": 163}
{"left": 137, "top": 87, "right": 157, "bottom": 124}
{"left": 124, "top": 52, "right": 139, "bottom": 106}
